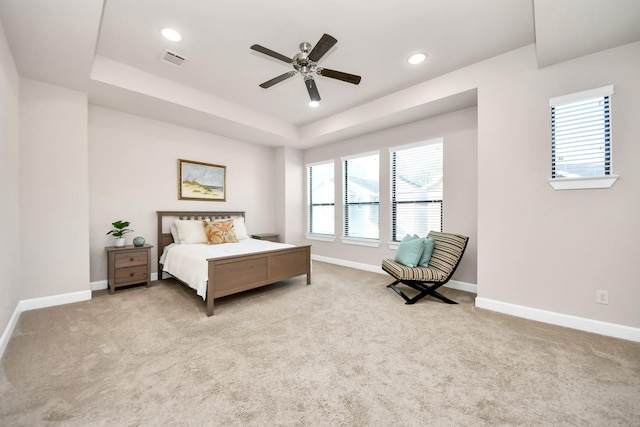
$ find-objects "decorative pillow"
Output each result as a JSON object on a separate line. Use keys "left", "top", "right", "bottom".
{"left": 174, "top": 219, "right": 208, "bottom": 244}
{"left": 231, "top": 216, "right": 249, "bottom": 240}
{"left": 204, "top": 219, "right": 238, "bottom": 244}
{"left": 419, "top": 237, "right": 436, "bottom": 267}
{"left": 394, "top": 234, "right": 425, "bottom": 267}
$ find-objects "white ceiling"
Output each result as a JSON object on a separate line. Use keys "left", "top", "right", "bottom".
{"left": 1, "top": 0, "right": 639, "bottom": 148}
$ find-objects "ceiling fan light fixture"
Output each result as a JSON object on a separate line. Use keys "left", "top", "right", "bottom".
{"left": 407, "top": 53, "right": 427, "bottom": 65}
{"left": 161, "top": 28, "right": 182, "bottom": 42}
{"left": 251, "top": 34, "right": 361, "bottom": 105}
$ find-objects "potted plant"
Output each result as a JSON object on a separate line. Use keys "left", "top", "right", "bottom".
{"left": 107, "top": 220, "right": 133, "bottom": 247}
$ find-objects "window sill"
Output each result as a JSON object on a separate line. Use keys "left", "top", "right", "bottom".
{"left": 548, "top": 175, "right": 618, "bottom": 190}
{"left": 306, "top": 234, "right": 335, "bottom": 242}
{"left": 341, "top": 237, "right": 381, "bottom": 248}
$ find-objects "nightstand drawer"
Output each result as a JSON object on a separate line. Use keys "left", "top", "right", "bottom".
{"left": 114, "top": 251, "right": 147, "bottom": 268}
{"left": 106, "top": 244, "right": 153, "bottom": 294}
{"left": 114, "top": 265, "right": 148, "bottom": 285}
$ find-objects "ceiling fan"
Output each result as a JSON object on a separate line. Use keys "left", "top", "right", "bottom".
{"left": 250, "top": 33, "right": 362, "bottom": 105}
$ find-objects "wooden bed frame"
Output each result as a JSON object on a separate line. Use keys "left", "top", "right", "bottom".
{"left": 157, "top": 211, "right": 311, "bottom": 316}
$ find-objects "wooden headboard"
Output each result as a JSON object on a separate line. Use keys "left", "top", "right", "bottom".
{"left": 156, "top": 211, "right": 245, "bottom": 274}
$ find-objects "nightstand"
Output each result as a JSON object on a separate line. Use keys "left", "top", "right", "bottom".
{"left": 251, "top": 233, "right": 280, "bottom": 242}
{"left": 105, "top": 244, "right": 153, "bottom": 294}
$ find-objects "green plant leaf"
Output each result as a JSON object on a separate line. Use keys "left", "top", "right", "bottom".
{"left": 107, "top": 220, "right": 133, "bottom": 237}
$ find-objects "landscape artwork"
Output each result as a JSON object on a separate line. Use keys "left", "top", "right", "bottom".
{"left": 179, "top": 159, "right": 226, "bottom": 201}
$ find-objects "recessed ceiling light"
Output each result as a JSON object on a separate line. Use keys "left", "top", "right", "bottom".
{"left": 308, "top": 101, "right": 320, "bottom": 108}
{"left": 407, "top": 53, "right": 427, "bottom": 65}
{"left": 161, "top": 28, "right": 182, "bottom": 42}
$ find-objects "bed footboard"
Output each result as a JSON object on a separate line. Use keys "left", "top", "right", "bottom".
{"left": 206, "top": 245, "right": 311, "bottom": 316}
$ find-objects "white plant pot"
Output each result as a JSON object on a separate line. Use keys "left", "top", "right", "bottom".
{"left": 114, "top": 237, "right": 125, "bottom": 247}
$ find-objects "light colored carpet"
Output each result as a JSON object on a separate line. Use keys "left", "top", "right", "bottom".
{"left": 1, "top": 261, "right": 639, "bottom": 426}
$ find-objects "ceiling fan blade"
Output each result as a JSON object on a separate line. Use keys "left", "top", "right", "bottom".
{"left": 318, "top": 68, "right": 362, "bottom": 85}
{"left": 305, "top": 76, "right": 321, "bottom": 102}
{"left": 250, "top": 44, "right": 292, "bottom": 64}
{"left": 259, "top": 71, "right": 297, "bottom": 88}
{"left": 308, "top": 33, "right": 337, "bottom": 62}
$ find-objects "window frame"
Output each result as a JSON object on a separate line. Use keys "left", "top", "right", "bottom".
{"left": 342, "top": 151, "right": 380, "bottom": 247}
{"left": 305, "top": 160, "right": 336, "bottom": 241}
{"left": 548, "top": 85, "right": 618, "bottom": 190}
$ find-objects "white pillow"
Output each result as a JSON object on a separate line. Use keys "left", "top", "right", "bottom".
{"left": 170, "top": 224, "right": 180, "bottom": 243}
{"left": 174, "top": 219, "right": 207, "bottom": 244}
{"left": 232, "top": 216, "right": 249, "bottom": 240}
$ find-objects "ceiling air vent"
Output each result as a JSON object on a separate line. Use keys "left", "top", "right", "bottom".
{"left": 161, "top": 50, "right": 186, "bottom": 67}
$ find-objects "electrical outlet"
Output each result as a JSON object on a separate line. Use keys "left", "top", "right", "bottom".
{"left": 596, "top": 290, "right": 609, "bottom": 305}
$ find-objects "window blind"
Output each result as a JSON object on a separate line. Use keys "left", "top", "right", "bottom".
{"left": 551, "top": 86, "right": 613, "bottom": 179}
{"left": 390, "top": 140, "right": 443, "bottom": 241}
{"left": 343, "top": 153, "right": 379, "bottom": 240}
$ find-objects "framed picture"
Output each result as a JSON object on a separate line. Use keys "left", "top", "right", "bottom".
{"left": 178, "top": 159, "right": 226, "bottom": 201}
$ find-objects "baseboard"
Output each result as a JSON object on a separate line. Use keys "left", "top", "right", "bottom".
{"left": 444, "top": 279, "right": 477, "bottom": 294}
{"left": 90, "top": 280, "right": 108, "bottom": 291}
{"left": 476, "top": 297, "right": 640, "bottom": 343}
{"left": 0, "top": 289, "right": 92, "bottom": 359}
{"left": 311, "top": 254, "right": 478, "bottom": 294}
{"left": 0, "top": 303, "right": 23, "bottom": 361}
{"left": 90, "top": 272, "right": 159, "bottom": 291}
{"left": 312, "top": 254, "right": 383, "bottom": 274}
{"left": 18, "top": 290, "right": 92, "bottom": 312}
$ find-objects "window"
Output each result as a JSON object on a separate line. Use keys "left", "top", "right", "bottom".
{"left": 343, "top": 153, "right": 379, "bottom": 241}
{"left": 307, "top": 161, "right": 334, "bottom": 236}
{"left": 549, "top": 85, "right": 618, "bottom": 190}
{"left": 390, "top": 139, "right": 443, "bottom": 242}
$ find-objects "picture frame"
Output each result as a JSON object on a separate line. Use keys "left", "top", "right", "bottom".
{"left": 178, "top": 159, "right": 226, "bottom": 201}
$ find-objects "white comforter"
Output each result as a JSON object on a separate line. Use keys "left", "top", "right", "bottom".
{"left": 160, "top": 239, "right": 294, "bottom": 299}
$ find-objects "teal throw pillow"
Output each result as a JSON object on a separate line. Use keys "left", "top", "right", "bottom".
{"left": 419, "top": 237, "right": 436, "bottom": 267}
{"left": 395, "top": 235, "right": 425, "bottom": 267}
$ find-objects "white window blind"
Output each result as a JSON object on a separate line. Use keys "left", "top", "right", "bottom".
{"left": 550, "top": 86, "right": 613, "bottom": 179}
{"left": 307, "top": 161, "right": 334, "bottom": 236}
{"left": 343, "top": 153, "right": 379, "bottom": 240}
{"left": 390, "top": 139, "right": 443, "bottom": 241}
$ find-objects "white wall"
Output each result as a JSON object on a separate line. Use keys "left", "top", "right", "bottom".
{"left": 19, "top": 78, "right": 90, "bottom": 299}
{"left": 88, "top": 106, "right": 279, "bottom": 282}
{"left": 476, "top": 42, "right": 640, "bottom": 328}
{"left": 303, "top": 107, "right": 478, "bottom": 284}
{"left": 274, "top": 147, "right": 305, "bottom": 245}
{"left": 0, "top": 19, "right": 20, "bottom": 333}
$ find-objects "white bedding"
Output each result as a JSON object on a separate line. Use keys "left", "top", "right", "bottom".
{"left": 160, "top": 239, "right": 294, "bottom": 299}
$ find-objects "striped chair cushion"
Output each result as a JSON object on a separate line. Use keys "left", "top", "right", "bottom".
{"left": 382, "top": 258, "right": 447, "bottom": 281}
{"left": 383, "top": 231, "right": 468, "bottom": 283}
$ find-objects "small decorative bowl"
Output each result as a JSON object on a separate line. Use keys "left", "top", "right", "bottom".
{"left": 133, "top": 236, "right": 145, "bottom": 247}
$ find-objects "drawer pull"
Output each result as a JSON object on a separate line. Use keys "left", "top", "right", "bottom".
{"left": 130, "top": 258, "right": 134, "bottom": 261}
{"left": 130, "top": 273, "right": 135, "bottom": 277}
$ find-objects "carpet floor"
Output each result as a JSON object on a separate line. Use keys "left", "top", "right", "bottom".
{"left": 1, "top": 262, "right": 639, "bottom": 426}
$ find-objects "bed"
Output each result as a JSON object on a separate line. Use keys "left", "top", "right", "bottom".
{"left": 157, "top": 211, "right": 311, "bottom": 316}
